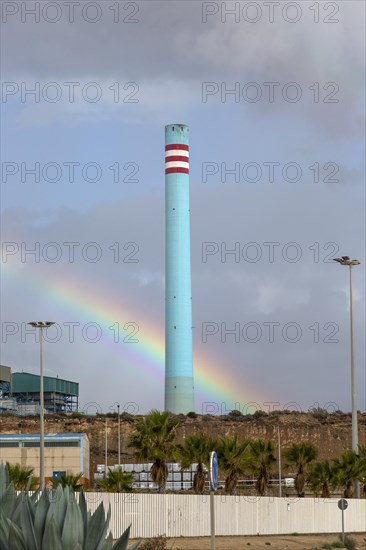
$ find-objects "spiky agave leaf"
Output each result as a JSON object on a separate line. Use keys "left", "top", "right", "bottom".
{"left": 42, "top": 516, "right": 63, "bottom": 550}
{"left": 112, "top": 525, "right": 140, "bottom": 550}
{"left": 8, "top": 491, "right": 24, "bottom": 526}
{"left": 25, "top": 474, "right": 33, "bottom": 493}
{"left": 19, "top": 497, "right": 38, "bottom": 550}
{"left": 0, "top": 482, "right": 18, "bottom": 520}
{"left": 6, "top": 519, "right": 26, "bottom": 550}
{"left": 101, "top": 532, "right": 113, "bottom": 550}
{"left": 0, "top": 507, "right": 10, "bottom": 548}
{"left": 24, "top": 492, "right": 36, "bottom": 525}
{"left": 61, "top": 493, "right": 84, "bottom": 549}
{"left": 95, "top": 506, "right": 111, "bottom": 550}
{"left": 84, "top": 502, "right": 108, "bottom": 550}
{"left": 0, "top": 462, "right": 9, "bottom": 499}
{"left": 33, "top": 489, "right": 50, "bottom": 549}
{"left": 30, "top": 487, "right": 41, "bottom": 504}
{"left": 45, "top": 485, "right": 66, "bottom": 534}
{"left": 78, "top": 487, "right": 88, "bottom": 542}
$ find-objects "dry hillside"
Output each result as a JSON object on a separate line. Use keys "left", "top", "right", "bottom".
{"left": 1, "top": 410, "right": 365, "bottom": 483}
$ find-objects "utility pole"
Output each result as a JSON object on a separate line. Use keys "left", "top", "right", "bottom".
{"left": 28, "top": 321, "right": 55, "bottom": 491}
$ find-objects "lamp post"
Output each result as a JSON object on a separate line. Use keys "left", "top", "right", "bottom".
{"left": 28, "top": 321, "right": 55, "bottom": 491}
{"left": 277, "top": 425, "right": 282, "bottom": 498}
{"left": 333, "top": 256, "right": 360, "bottom": 498}
{"left": 105, "top": 418, "right": 108, "bottom": 478}
{"left": 117, "top": 403, "right": 121, "bottom": 468}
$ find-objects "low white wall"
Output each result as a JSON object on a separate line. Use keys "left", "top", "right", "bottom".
{"left": 81, "top": 493, "right": 366, "bottom": 539}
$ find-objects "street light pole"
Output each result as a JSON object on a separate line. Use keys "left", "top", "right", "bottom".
{"left": 105, "top": 418, "right": 108, "bottom": 478}
{"left": 333, "top": 257, "right": 360, "bottom": 498}
{"left": 29, "top": 321, "right": 55, "bottom": 491}
{"left": 117, "top": 403, "right": 121, "bottom": 468}
{"left": 348, "top": 264, "right": 357, "bottom": 459}
{"left": 277, "top": 425, "right": 282, "bottom": 498}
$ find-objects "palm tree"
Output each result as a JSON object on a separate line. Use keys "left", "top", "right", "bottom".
{"left": 97, "top": 467, "right": 133, "bottom": 492}
{"left": 179, "top": 434, "right": 215, "bottom": 493}
{"left": 51, "top": 472, "right": 84, "bottom": 491}
{"left": 6, "top": 462, "right": 37, "bottom": 491}
{"left": 332, "top": 450, "right": 362, "bottom": 498}
{"left": 217, "top": 436, "right": 250, "bottom": 495}
{"left": 283, "top": 443, "right": 317, "bottom": 497}
{"left": 245, "top": 440, "right": 276, "bottom": 496}
{"left": 128, "top": 409, "right": 180, "bottom": 493}
{"left": 358, "top": 444, "right": 366, "bottom": 495}
{"left": 307, "top": 459, "right": 339, "bottom": 498}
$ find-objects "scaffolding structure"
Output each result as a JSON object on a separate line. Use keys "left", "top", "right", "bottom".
{"left": 11, "top": 372, "right": 79, "bottom": 414}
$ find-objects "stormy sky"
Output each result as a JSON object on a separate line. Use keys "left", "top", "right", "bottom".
{"left": 1, "top": 0, "right": 365, "bottom": 415}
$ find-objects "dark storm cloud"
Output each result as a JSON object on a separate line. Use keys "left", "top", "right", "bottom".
{"left": 2, "top": 1, "right": 364, "bottom": 136}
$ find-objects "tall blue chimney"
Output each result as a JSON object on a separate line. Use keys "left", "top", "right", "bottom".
{"left": 165, "top": 124, "right": 195, "bottom": 413}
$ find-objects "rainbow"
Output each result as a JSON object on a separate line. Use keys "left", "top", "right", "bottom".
{"left": 2, "top": 261, "right": 271, "bottom": 412}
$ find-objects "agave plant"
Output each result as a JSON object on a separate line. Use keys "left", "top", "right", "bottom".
{"left": 0, "top": 463, "right": 139, "bottom": 550}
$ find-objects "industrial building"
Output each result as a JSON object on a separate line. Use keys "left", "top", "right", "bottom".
{"left": 0, "top": 433, "right": 90, "bottom": 483}
{"left": 0, "top": 370, "right": 79, "bottom": 415}
{"left": 0, "top": 365, "right": 17, "bottom": 413}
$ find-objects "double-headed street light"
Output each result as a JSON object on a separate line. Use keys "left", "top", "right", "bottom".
{"left": 333, "top": 256, "right": 360, "bottom": 497}
{"left": 28, "top": 321, "right": 55, "bottom": 491}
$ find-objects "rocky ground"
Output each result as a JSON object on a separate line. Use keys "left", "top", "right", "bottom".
{"left": 153, "top": 533, "right": 366, "bottom": 549}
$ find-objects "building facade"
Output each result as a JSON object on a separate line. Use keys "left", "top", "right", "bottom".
{"left": 0, "top": 433, "right": 89, "bottom": 482}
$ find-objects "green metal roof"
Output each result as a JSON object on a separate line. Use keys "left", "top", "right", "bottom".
{"left": 12, "top": 373, "right": 79, "bottom": 396}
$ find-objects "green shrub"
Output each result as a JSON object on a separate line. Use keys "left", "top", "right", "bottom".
{"left": 70, "top": 412, "right": 84, "bottom": 418}
{"left": 343, "top": 535, "right": 356, "bottom": 550}
{"left": 228, "top": 409, "right": 242, "bottom": 418}
{"left": 253, "top": 410, "right": 267, "bottom": 419}
{"left": 138, "top": 535, "right": 169, "bottom": 550}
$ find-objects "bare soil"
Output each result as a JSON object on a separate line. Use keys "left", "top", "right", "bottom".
{"left": 164, "top": 533, "right": 366, "bottom": 549}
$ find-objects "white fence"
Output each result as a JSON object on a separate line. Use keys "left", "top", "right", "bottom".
{"left": 81, "top": 493, "right": 366, "bottom": 539}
